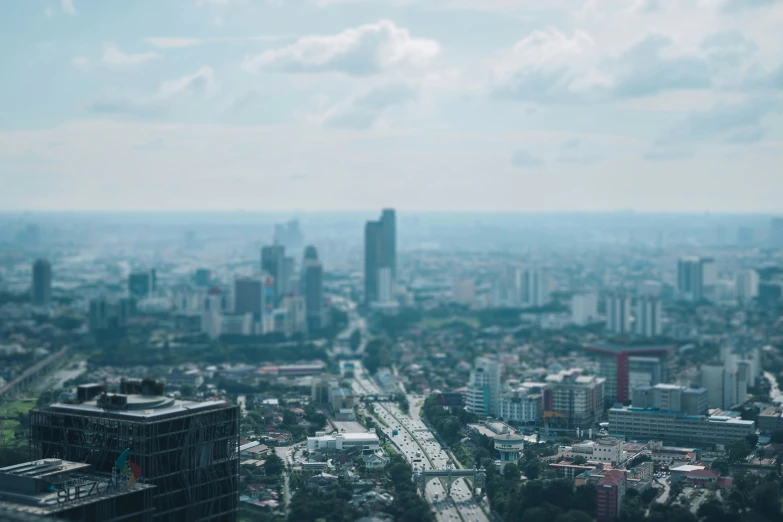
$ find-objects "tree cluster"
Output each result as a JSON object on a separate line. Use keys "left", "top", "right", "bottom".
{"left": 421, "top": 395, "right": 477, "bottom": 445}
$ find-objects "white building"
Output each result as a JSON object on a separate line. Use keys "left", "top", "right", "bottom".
{"left": 465, "top": 357, "right": 503, "bottom": 416}
{"left": 452, "top": 277, "right": 475, "bottom": 306}
{"left": 572, "top": 293, "right": 598, "bottom": 326}
{"left": 498, "top": 388, "right": 542, "bottom": 424}
{"left": 201, "top": 293, "right": 223, "bottom": 339}
{"left": 605, "top": 294, "right": 631, "bottom": 334}
{"left": 635, "top": 296, "right": 662, "bottom": 338}
{"left": 522, "top": 269, "right": 550, "bottom": 307}
{"left": 735, "top": 270, "right": 759, "bottom": 301}
{"left": 281, "top": 295, "right": 307, "bottom": 336}
{"left": 306, "top": 432, "right": 380, "bottom": 454}
{"left": 220, "top": 313, "right": 253, "bottom": 336}
{"left": 558, "top": 438, "right": 625, "bottom": 465}
{"left": 700, "top": 360, "right": 746, "bottom": 410}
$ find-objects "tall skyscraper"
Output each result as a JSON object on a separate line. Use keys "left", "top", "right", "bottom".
{"left": 261, "top": 245, "right": 286, "bottom": 304}
{"left": 364, "top": 209, "right": 396, "bottom": 306}
{"left": 735, "top": 269, "right": 759, "bottom": 301}
{"left": 677, "top": 256, "right": 710, "bottom": 301}
{"left": 572, "top": 292, "right": 598, "bottom": 326}
{"left": 31, "top": 258, "right": 52, "bottom": 306}
{"left": 635, "top": 296, "right": 662, "bottom": 338}
{"left": 233, "top": 275, "right": 266, "bottom": 318}
{"left": 605, "top": 294, "right": 631, "bottom": 335}
{"left": 301, "top": 246, "right": 324, "bottom": 332}
{"left": 522, "top": 269, "right": 549, "bottom": 307}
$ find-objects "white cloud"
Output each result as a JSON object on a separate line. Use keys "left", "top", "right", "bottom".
{"left": 102, "top": 43, "right": 161, "bottom": 66}
{"left": 61, "top": 0, "right": 77, "bottom": 15}
{"left": 492, "top": 28, "right": 611, "bottom": 103}
{"left": 71, "top": 56, "right": 90, "bottom": 69}
{"left": 142, "top": 38, "right": 202, "bottom": 49}
{"left": 142, "top": 35, "right": 292, "bottom": 49}
{"left": 242, "top": 20, "right": 440, "bottom": 75}
{"left": 321, "top": 83, "right": 419, "bottom": 129}
{"left": 90, "top": 67, "right": 216, "bottom": 116}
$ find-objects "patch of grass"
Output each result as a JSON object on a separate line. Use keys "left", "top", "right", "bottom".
{"left": 2, "top": 399, "right": 36, "bottom": 417}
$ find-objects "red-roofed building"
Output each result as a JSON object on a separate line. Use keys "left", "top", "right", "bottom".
{"left": 596, "top": 470, "right": 626, "bottom": 522}
{"left": 684, "top": 468, "right": 719, "bottom": 485}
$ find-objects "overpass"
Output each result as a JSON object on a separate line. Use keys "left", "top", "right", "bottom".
{"left": 359, "top": 394, "right": 399, "bottom": 402}
{"left": 412, "top": 464, "right": 486, "bottom": 497}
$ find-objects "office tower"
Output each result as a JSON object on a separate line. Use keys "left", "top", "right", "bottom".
{"left": 608, "top": 406, "right": 754, "bottom": 446}
{"left": 451, "top": 277, "right": 476, "bottom": 306}
{"left": 31, "top": 258, "right": 51, "bottom": 306}
{"left": 700, "top": 257, "right": 716, "bottom": 298}
{"left": 193, "top": 268, "right": 211, "bottom": 287}
{"left": 571, "top": 293, "right": 598, "bottom": 326}
{"left": 737, "top": 226, "right": 754, "bottom": 246}
{"left": 522, "top": 269, "right": 549, "bottom": 307}
{"left": 233, "top": 275, "right": 265, "bottom": 318}
{"left": 281, "top": 295, "right": 307, "bottom": 336}
{"left": 543, "top": 370, "right": 605, "bottom": 429}
{"left": 735, "top": 269, "right": 759, "bottom": 301}
{"left": 677, "top": 256, "right": 703, "bottom": 301}
{"left": 0, "top": 459, "right": 155, "bottom": 521}
{"left": 303, "top": 245, "right": 318, "bottom": 262}
{"left": 201, "top": 288, "right": 224, "bottom": 339}
{"left": 128, "top": 270, "right": 155, "bottom": 299}
{"left": 31, "top": 387, "right": 239, "bottom": 521}
{"left": 301, "top": 246, "right": 324, "bottom": 332}
{"left": 770, "top": 217, "right": 783, "bottom": 246}
{"left": 364, "top": 209, "right": 396, "bottom": 306}
{"left": 89, "top": 297, "right": 133, "bottom": 333}
{"left": 491, "top": 267, "right": 520, "bottom": 308}
{"left": 273, "top": 219, "right": 304, "bottom": 251}
{"left": 465, "top": 357, "right": 502, "bottom": 416}
{"left": 261, "top": 245, "right": 286, "bottom": 304}
{"left": 632, "top": 384, "right": 708, "bottom": 414}
{"left": 381, "top": 209, "right": 396, "bottom": 279}
{"left": 584, "top": 342, "right": 675, "bottom": 403}
{"left": 635, "top": 296, "right": 662, "bottom": 338}
{"left": 700, "top": 361, "right": 745, "bottom": 410}
{"left": 377, "top": 267, "right": 394, "bottom": 303}
{"left": 283, "top": 256, "right": 295, "bottom": 297}
{"left": 605, "top": 294, "right": 631, "bottom": 335}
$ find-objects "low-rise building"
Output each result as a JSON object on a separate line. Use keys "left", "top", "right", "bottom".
{"left": 306, "top": 432, "right": 380, "bottom": 455}
{"left": 608, "top": 406, "right": 755, "bottom": 446}
{"left": 758, "top": 406, "right": 783, "bottom": 434}
{"left": 557, "top": 438, "right": 625, "bottom": 465}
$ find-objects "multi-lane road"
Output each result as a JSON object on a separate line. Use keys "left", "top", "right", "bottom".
{"left": 353, "top": 364, "right": 488, "bottom": 522}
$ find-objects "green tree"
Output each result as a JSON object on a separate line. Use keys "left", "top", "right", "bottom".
{"left": 727, "top": 439, "right": 751, "bottom": 463}
{"left": 770, "top": 429, "right": 783, "bottom": 444}
{"left": 264, "top": 451, "right": 283, "bottom": 476}
{"left": 503, "top": 463, "right": 519, "bottom": 481}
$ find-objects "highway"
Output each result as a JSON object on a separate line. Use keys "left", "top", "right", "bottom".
{"left": 353, "top": 364, "right": 488, "bottom": 522}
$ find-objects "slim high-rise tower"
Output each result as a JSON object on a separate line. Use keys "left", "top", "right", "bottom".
{"left": 261, "top": 245, "right": 286, "bottom": 305}
{"left": 364, "top": 209, "right": 396, "bottom": 306}
{"left": 31, "top": 258, "right": 52, "bottom": 306}
{"left": 301, "top": 246, "right": 324, "bottom": 331}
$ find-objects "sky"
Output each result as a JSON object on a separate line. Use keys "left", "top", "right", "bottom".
{"left": 1, "top": 0, "right": 782, "bottom": 213}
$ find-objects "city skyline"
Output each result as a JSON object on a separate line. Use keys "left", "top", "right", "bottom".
{"left": 2, "top": 1, "right": 783, "bottom": 212}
